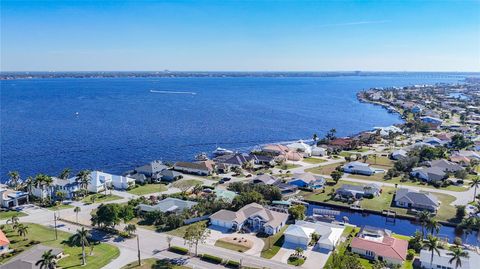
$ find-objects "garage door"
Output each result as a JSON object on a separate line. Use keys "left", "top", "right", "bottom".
{"left": 285, "top": 235, "right": 308, "bottom": 246}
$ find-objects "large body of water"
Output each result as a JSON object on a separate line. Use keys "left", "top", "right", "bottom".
{"left": 0, "top": 75, "right": 461, "bottom": 178}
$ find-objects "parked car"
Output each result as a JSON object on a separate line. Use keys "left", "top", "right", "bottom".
{"left": 222, "top": 177, "right": 231, "bottom": 181}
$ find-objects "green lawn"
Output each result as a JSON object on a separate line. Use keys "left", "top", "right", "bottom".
{"left": 260, "top": 225, "right": 289, "bottom": 259}
{"left": 276, "top": 163, "right": 301, "bottom": 170}
{"left": 121, "top": 258, "right": 190, "bottom": 269}
{"left": 45, "top": 204, "right": 74, "bottom": 211}
{"left": 435, "top": 193, "right": 458, "bottom": 222}
{"left": 165, "top": 220, "right": 208, "bottom": 237}
{"left": 172, "top": 179, "right": 203, "bottom": 188}
{"left": 82, "top": 194, "right": 122, "bottom": 204}
{"left": 305, "top": 162, "right": 345, "bottom": 176}
{"left": 302, "top": 158, "right": 327, "bottom": 164}
{"left": 128, "top": 184, "right": 168, "bottom": 196}
{"left": 302, "top": 180, "right": 363, "bottom": 206}
{"left": 214, "top": 239, "right": 251, "bottom": 252}
{"left": 287, "top": 257, "right": 305, "bottom": 266}
{"left": 0, "top": 211, "right": 27, "bottom": 220}
{"left": 366, "top": 155, "right": 394, "bottom": 168}
{"left": 360, "top": 186, "right": 399, "bottom": 212}
{"left": 0, "top": 223, "right": 119, "bottom": 268}
{"left": 392, "top": 233, "right": 412, "bottom": 241}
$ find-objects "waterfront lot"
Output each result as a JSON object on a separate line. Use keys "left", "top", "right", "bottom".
{"left": 0, "top": 223, "right": 119, "bottom": 268}
{"left": 127, "top": 183, "right": 168, "bottom": 196}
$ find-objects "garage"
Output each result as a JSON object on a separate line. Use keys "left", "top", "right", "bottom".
{"left": 283, "top": 225, "right": 313, "bottom": 248}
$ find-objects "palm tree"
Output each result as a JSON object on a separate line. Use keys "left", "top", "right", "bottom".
{"left": 294, "top": 247, "right": 304, "bottom": 256}
{"left": 59, "top": 168, "right": 71, "bottom": 180}
{"left": 17, "top": 223, "right": 29, "bottom": 239}
{"left": 71, "top": 227, "right": 90, "bottom": 266}
{"left": 74, "top": 207, "right": 81, "bottom": 223}
{"left": 8, "top": 171, "right": 20, "bottom": 190}
{"left": 124, "top": 224, "right": 137, "bottom": 236}
{"left": 448, "top": 247, "right": 469, "bottom": 269}
{"left": 6, "top": 216, "right": 19, "bottom": 227}
{"left": 470, "top": 177, "right": 480, "bottom": 202}
{"left": 35, "top": 249, "right": 57, "bottom": 269}
{"left": 76, "top": 170, "right": 91, "bottom": 194}
{"left": 417, "top": 211, "right": 432, "bottom": 238}
{"left": 424, "top": 235, "right": 441, "bottom": 269}
{"left": 24, "top": 176, "right": 34, "bottom": 195}
{"left": 426, "top": 219, "right": 441, "bottom": 235}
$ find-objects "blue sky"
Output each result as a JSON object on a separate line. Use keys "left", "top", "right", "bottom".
{"left": 1, "top": 0, "right": 479, "bottom": 71}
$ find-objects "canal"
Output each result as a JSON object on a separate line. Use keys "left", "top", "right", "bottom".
{"left": 307, "top": 204, "right": 480, "bottom": 246}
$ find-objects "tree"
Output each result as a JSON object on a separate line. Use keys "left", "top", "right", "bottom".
{"left": 76, "top": 170, "right": 91, "bottom": 194}
{"left": 294, "top": 247, "right": 304, "bottom": 256}
{"left": 330, "top": 170, "right": 343, "bottom": 184}
{"left": 456, "top": 205, "right": 466, "bottom": 221}
{"left": 8, "top": 171, "right": 20, "bottom": 190}
{"left": 361, "top": 155, "right": 368, "bottom": 163}
{"left": 17, "top": 223, "right": 29, "bottom": 239}
{"left": 408, "top": 231, "right": 423, "bottom": 253}
{"left": 424, "top": 235, "right": 441, "bottom": 269}
{"left": 124, "top": 223, "right": 137, "bottom": 236}
{"left": 313, "top": 133, "right": 318, "bottom": 142}
{"left": 183, "top": 222, "right": 210, "bottom": 256}
{"left": 288, "top": 204, "right": 306, "bottom": 220}
{"left": 426, "top": 219, "right": 441, "bottom": 235}
{"left": 74, "top": 207, "right": 81, "bottom": 223}
{"left": 232, "top": 191, "right": 264, "bottom": 209}
{"left": 35, "top": 249, "right": 57, "bottom": 269}
{"left": 6, "top": 215, "right": 20, "bottom": 227}
{"left": 448, "top": 247, "right": 469, "bottom": 269}
{"left": 119, "top": 205, "right": 135, "bottom": 223}
{"left": 24, "top": 176, "right": 34, "bottom": 195}
{"left": 59, "top": 168, "right": 71, "bottom": 180}
{"left": 91, "top": 203, "right": 121, "bottom": 228}
{"left": 470, "top": 177, "right": 480, "bottom": 202}
{"left": 325, "top": 252, "right": 362, "bottom": 269}
{"left": 167, "top": 236, "right": 173, "bottom": 248}
{"left": 71, "top": 227, "right": 91, "bottom": 266}
{"left": 55, "top": 191, "right": 66, "bottom": 203}
{"left": 417, "top": 211, "right": 432, "bottom": 238}
{"left": 450, "top": 134, "right": 473, "bottom": 150}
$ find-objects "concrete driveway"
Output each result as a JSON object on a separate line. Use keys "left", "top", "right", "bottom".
{"left": 207, "top": 225, "right": 265, "bottom": 256}
{"left": 271, "top": 242, "right": 331, "bottom": 269}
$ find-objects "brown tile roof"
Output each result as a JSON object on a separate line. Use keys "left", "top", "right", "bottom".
{"left": 351, "top": 236, "right": 408, "bottom": 261}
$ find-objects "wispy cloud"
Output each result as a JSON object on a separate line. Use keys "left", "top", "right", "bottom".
{"left": 317, "top": 20, "right": 390, "bottom": 28}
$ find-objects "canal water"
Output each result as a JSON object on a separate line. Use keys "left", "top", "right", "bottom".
{"left": 307, "top": 205, "right": 480, "bottom": 246}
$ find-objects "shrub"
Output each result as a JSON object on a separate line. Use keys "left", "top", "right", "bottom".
{"left": 168, "top": 246, "right": 188, "bottom": 255}
{"left": 407, "top": 249, "right": 415, "bottom": 260}
{"left": 226, "top": 260, "right": 241, "bottom": 268}
{"left": 200, "top": 254, "right": 223, "bottom": 264}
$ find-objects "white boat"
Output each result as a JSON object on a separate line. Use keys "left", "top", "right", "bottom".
{"left": 212, "top": 147, "right": 233, "bottom": 156}
{"left": 195, "top": 153, "right": 209, "bottom": 161}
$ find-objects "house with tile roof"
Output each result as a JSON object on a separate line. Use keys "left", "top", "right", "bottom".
{"left": 394, "top": 188, "right": 439, "bottom": 212}
{"left": 209, "top": 203, "right": 288, "bottom": 235}
{"left": 173, "top": 161, "right": 214, "bottom": 176}
{"left": 350, "top": 226, "right": 408, "bottom": 266}
{"left": 0, "top": 229, "right": 10, "bottom": 254}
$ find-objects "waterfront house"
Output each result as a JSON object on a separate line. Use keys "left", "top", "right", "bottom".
{"left": 209, "top": 202, "right": 288, "bottom": 235}
{"left": 137, "top": 197, "right": 198, "bottom": 214}
{"left": 252, "top": 174, "right": 279, "bottom": 185}
{"left": 274, "top": 182, "right": 298, "bottom": 196}
{"left": 327, "top": 138, "right": 355, "bottom": 150}
{"left": 160, "top": 169, "right": 183, "bottom": 182}
{"left": 373, "top": 126, "right": 403, "bottom": 137}
{"left": 419, "top": 248, "right": 480, "bottom": 269}
{"left": 173, "top": 161, "right": 214, "bottom": 176}
{"left": 283, "top": 220, "right": 344, "bottom": 250}
{"left": 288, "top": 173, "right": 326, "bottom": 190}
{"left": 0, "top": 187, "right": 29, "bottom": 208}
{"left": 311, "top": 146, "right": 327, "bottom": 156}
{"left": 249, "top": 153, "right": 276, "bottom": 166}
{"left": 335, "top": 183, "right": 381, "bottom": 199}
{"left": 394, "top": 188, "right": 439, "bottom": 212}
{"left": 286, "top": 140, "right": 312, "bottom": 157}
{"left": 111, "top": 175, "right": 135, "bottom": 190}
{"left": 87, "top": 171, "right": 113, "bottom": 193}
{"left": 135, "top": 160, "right": 168, "bottom": 177}
{"left": 342, "top": 161, "right": 376, "bottom": 176}
{"left": 350, "top": 226, "right": 408, "bottom": 266}
{"left": 0, "top": 230, "right": 10, "bottom": 254}
{"left": 214, "top": 153, "right": 254, "bottom": 168}
{"left": 30, "top": 176, "right": 81, "bottom": 200}
{"left": 262, "top": 144, "right": 289, "bottom": 155}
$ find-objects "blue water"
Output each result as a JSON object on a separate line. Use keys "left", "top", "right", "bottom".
{"left": 307, "top": 204, "right": 479, "bottom": 246}
{"left": 0, "top": 76, "right": 460, "bottom": 178}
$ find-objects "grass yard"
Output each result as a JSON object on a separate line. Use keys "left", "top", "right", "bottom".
{"left": 165, "top": 220, "right": 208, "bottom": 237}
{"left": 302, "top": 180, "right": 363, "bottom": 206}
{"left": 260, "top": 225, "right": 288, "bottom": 259}
{"left": 82, "top": 193, "right": 122, "bottom": 204}
{"left": 45, "top": 203, "right": 74, "bottom": 211}
{"left": 0, "top": 211, "right": 27, "bottom": 220}
{"left": 128, "top": 184, "right": 168, "bottom": 196}
{"left": 172, "top": 179, "right": 203, "bottom": 188}
{"left": 276, "top": 163, "right": 301, "bottom": 170}
{"left": 302, "top": 158, "right": 327, "bottom": 164}
{"left": 287, "top": 256, "right": 305, "bottom": 266}
{"left": 214, "top": 238, "right": 251, "bottom": 252}
{"left": 392, "top": 233, "right": 412, "bottom": 241}
{"left": 121, "top": 258, "right": 190, "bottom": 269}
{"left": 360, "top": 186, "right": 398, "bottom": 212}
{"left": 305, "top": 162, "right": 345, "bottom": 176}
{"left": 434, "top": 193, "right": 458, "bottom": 222}
{"left": 0, "top": 223, "right": 119, "bottom": 268}
{"left": 366, "top": 155, "right": 394, "bottom": 168}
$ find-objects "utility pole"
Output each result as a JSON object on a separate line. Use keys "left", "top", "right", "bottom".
{"left": 137, "top": 234, "right": 141, "bottom": 266}
{"left": 54, "top": 211, "right": 58, "bottom": 240}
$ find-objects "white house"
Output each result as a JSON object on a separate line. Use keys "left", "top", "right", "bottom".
{"left": 0, "top": 187, "right": 29, "bottom": 208}
{"left": 209, "top": 203, "right": 288, "bottom": 235}
{"left": 283, "top": 220, "right": 345, "bottom": 250}
{"left": 87, "top": 171, "right": 113, "bottom": 193}
{"left": 111, "top": 175, "right": 135, "bottom": 190}
{"left": 286, "top": 141, "right": 312, "bottom": 157}
{"left": 391, "top": 149, "right": 408, "bottom": 160}
{"left": 311, "top": 146, "right": 327, "bottom": 157}
{"left": 420, "top": 248, "right": 480, "bottom": 269}
{"left": 342, "top": 161, "right": 377, "bottom": 176}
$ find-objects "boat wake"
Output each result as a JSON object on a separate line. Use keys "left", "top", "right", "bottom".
{"left": 150, "top": 90, "right": 197, "bottom": 95}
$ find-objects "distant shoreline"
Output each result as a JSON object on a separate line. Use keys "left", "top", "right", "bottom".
{"left": 1, "top": 71, "right": 475, "bottom": 80}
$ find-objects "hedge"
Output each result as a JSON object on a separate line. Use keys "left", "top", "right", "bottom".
{"left": 200, "top": 254, "right": 223, "bottom": 264}
{"left": 168, "top": 246, "right": 189, "bottom": 255}
{"left": 226, "top": 260, "right": 240, "bottom": 268}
